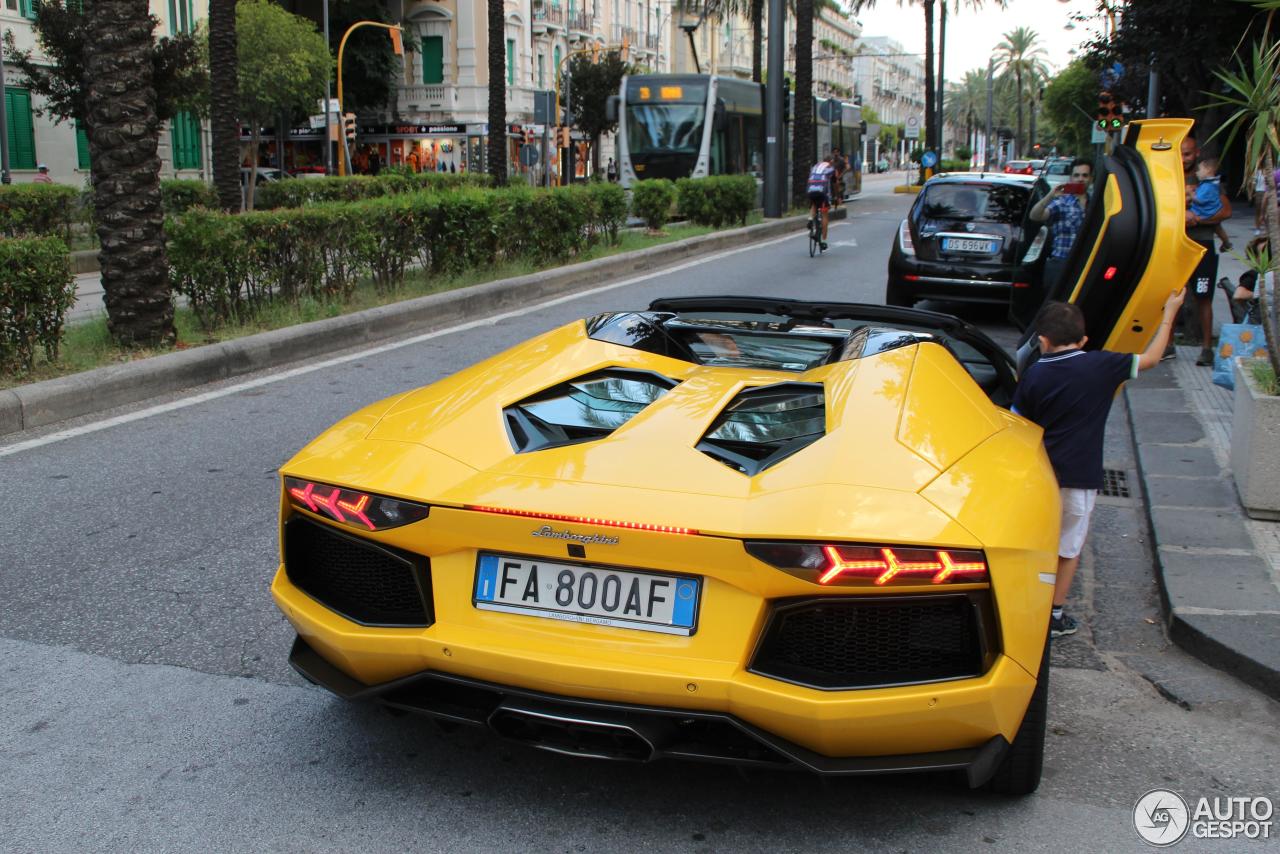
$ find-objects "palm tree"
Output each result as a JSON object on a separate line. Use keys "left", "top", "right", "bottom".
{"left": 85, "top": 0, "right": 174, "bottom": 347}
{"left": 992, "top": 26, "right": 1048, "bottom": 158}
{"left": 487, "top": 0, "right": 507, "bottom": 185}
{"left": 944, "top": 68, "right": 986, "bottom": 154}
{"left": 209, "top": 0, "right": 239, "bottom": 212}
{"left": 791, "top": 0, "right": 814, "bottom": 204}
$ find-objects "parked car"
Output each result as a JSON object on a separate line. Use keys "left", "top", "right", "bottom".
{"left": 1002, "top": 160, "right": 1034, "bottom": 175}
{"left": 273, "top": 118, "right": 1202, "bottom": 796}
{"left": 240, "top": 167, "right": 288, "bottom": 186}
{"left": 886, "top": 173, "right": 1042, "bottom": 307}
{"left": 1039, "top": 157, "right": 1075, "bottom": 189}
{"left": 1028, "top": 159, "right": 1046, "bottom": 172}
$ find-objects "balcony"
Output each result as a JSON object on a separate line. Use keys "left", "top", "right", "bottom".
{"left": 533, "top": 4, "right": 565, "bottom": 33}
{"left": 398, "top": 84, "right": 456, "bottom": 115}
{"left": 567, "top": 11, "right": 595, "bottom": 39}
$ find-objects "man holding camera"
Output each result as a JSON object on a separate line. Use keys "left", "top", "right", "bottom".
{"left": 1029, "top": 158, "right": 1094, "bottom": 295}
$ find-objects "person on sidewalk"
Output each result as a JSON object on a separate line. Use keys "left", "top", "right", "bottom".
{"left": 1187, "top": 156, "right": 1232, "bottom": 252}
{"left": 1012, "top": 288, "right": 1187, "bottom": 638}
{"left": 32, "top": 164, "right": 53, "bottom": 184}
{"left": 1028, "top": 158, "right": 1092, "bottom": 294}
{"left": 1180, "top": 134, "right": 1232, "bottom": 367}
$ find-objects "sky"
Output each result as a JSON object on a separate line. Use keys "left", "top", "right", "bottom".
{"left": 850, "top": 0, "right": 1104, "bottom": 82}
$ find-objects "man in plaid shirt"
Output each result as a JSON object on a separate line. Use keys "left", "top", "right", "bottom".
{"left": 1029, "top": 158, "right": 1093, "bottom": 294}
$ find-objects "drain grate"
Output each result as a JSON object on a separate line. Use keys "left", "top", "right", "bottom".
{"left": 1101, "top": 468, "right": 1130, "bottom": 498}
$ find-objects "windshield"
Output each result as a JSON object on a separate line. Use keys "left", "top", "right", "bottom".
{"left": 1046, "top": 161, "right": 1072, "bottom": 175}
{"left": 626, "top": 104, "right": 707, "bottom": 155}
{"left": 918, "top": 183, "right": 1028, "bottom": 224}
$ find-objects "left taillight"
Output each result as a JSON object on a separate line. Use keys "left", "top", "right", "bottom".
{"left": 898, "top": 219, "right": 916, "bottom": 256}
{"left": 745, "top": 541, "right": 989, "bottom": 586}
{"left": 283, "top": 477, "right": 430, "bottom": 531}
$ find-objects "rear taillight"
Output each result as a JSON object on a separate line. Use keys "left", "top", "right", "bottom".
{"left": 284, "top": 477, "right": 430, "bottom": 531}
{"left": 746, "top": 541, "right": 989, "bottom": 586}
{"left": 898, "top": 219, "right": 915, "bottom": 256}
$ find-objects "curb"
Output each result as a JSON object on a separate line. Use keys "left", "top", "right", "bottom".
{"left": 1124, "top": 379, "right": 1280, "bottom": 701}
{"left": 2, "top": 215, "right": 809, "bottom": 437}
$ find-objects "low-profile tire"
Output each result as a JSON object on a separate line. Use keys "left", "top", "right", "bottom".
{"left": 987, "top": 633, "right": 1049, "bottom": 795}
{"left": 884, "top": 283, "right": 914, "bottom": 307}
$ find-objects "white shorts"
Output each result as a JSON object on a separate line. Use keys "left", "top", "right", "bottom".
{"left": 1058, "top": 488, "right": 1098, "bottom": 559}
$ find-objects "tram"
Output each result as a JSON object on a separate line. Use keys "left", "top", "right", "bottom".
{"left": 614, "top": 73, "right": 862, "bottom": 200}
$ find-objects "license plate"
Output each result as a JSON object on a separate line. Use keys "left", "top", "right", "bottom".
{"left": 474, "top": 553, "right": 700, "bottom": 635}
{"left": 941, "top": 237, "right": 997, "bottom": 254}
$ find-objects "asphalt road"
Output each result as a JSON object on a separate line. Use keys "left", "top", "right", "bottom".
{"left": 2, "top": 180, "right": 1277, "bottom": 853}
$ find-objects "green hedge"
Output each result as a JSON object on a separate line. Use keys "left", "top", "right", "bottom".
{"left": 0, "top": 236, "right": 76, "bottom": 372}
{"left": 253, "top": 172, "right": 492, "bottom": 209}
{"left": 631, "top": 179, "right": 676, "bottom": 231}
{"left": 167, "top": 182, "right": 625, "bottom": 330}
{"left": 0, "top": 184, "right": 79, "bottom": 239}
{"left": 939, "top": 159, "right": 970, "bottom": 173}
{"left": 675, "top": 175, "right": 756, "bottom": 227}
{"left": 161, "top": 180, "right": 219, "bottom": 215}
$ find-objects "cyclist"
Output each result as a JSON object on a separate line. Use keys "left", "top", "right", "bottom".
{"left": 807, "top": 153, "right": 836, "bottom": 251}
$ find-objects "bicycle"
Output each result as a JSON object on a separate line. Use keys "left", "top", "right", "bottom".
{"left": 808, "top": 202, "right": 829, "bottom": 257}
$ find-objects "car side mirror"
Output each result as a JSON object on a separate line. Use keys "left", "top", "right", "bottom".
{"left": 605, "top": 95, "right": 619, "bottom": 123}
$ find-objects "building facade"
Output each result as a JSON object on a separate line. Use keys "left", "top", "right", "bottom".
{"left": 850, "top": 35, "right": 924, "bottom": 127}
{"left": 1, "top": 0, "right": 210, "bottom": 187}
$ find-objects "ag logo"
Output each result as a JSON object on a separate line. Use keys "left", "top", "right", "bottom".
{"left": 1134, "top": 789, "right": 1190, "bottom": 846}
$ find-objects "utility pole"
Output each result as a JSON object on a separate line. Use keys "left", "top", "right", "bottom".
{"left": 322, "top": 0, "right": 333, "bottom": 176}
{"left": 1146, "top": 54, "right": 1160, "bottom": 119}
{"left": 0, "top": 43, "right": 10, "bottom": 184}
{"left": 763, "top": 0, "right": 784, "bottom": 216}
{"left": 984, "top": 57, "right": 993, "bottom": 172}
{"left": 936, "top": 0, "right": 945, "bottom": 156}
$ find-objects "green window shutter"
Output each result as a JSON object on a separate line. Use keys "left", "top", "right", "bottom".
{"left": 170, "top": 111, "right": 202, "bottom": 170}
{"left": 75, "top": 119, "right": 90, "bottom": 170}
{"left": 168, "top": 0, "right": 177, "bottom": 33}
{"left": 19, "top": 0, "right": 38, "bottom": 20}
{"left": 554, "top": 47, "right": 561, "bottom": 76}
{"left": 506, "top": 39, "right": 515, "bottom": 86}
{"left": 421, "top": 36, "right": 444, "bottom": 85}
{"left": 5, "top": 89, "right": 36, "bottom": 170}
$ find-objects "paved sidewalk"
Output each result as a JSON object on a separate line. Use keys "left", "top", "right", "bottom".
{"left": 1124, "top": 209, "right": 1280, "bottom": 699}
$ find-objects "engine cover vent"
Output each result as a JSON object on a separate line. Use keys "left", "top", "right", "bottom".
{"left": 697, "top": 382, "right": 825, "bottom": 475}
{"left": 505, "top": 369, "right": 677, "bottom": 453}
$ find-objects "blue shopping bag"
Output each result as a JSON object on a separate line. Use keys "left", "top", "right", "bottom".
{"left": 1213, "top": 323, "right": 1269, "bottom": 389}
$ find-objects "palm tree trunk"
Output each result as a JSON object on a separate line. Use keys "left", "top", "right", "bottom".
{"left": 209, "top": 0, "right": 240, "bottom": 212}
{"left": 922, "top": 0, "right": 935, "bottom": 152}
{"left": 791, "top": 0, "right": 814, "bottom": 205}
{"left": 751, "top": 0, "right": 764, "bottom": 83}
{"left": 86, "top": 0, "right": 174, "bottom": 348}
{"left": 1262, "top": 150, "right": 1280, "bottom": 377}
{"left": 1014, "top": 69, "right": 1024, "bottom": 158}
{"left": 487, "top": 0, "right": 507, "bottom": 185}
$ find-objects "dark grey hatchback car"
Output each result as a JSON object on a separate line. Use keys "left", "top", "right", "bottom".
{"left": 885, "top": 173, "right": 1046, "bottom": 308}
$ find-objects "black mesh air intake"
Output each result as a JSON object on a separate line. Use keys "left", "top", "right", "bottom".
{"left": 284, "top": 517, "right": 432, "bottom": 627}
{"left": 750, "top": 595, "right": 989, "bottom": 690}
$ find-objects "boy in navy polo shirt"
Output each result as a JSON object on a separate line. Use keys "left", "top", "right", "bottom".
{"left": 1012, "top": 290, "right": 1185, "bottom": 637}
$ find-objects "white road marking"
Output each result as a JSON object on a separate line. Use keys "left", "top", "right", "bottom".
{"left": 1, "top": 229, "right": 805, "bottom": 457}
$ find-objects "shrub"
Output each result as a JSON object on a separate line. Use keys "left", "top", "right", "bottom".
{"left": 676, "top": 176, "right": 756, "bottom": 227}
{"left": 589, "top": 182, "right": 628, "bottom": 243}
{"left": 631, "top": 179, "right": 676, "bottom": 231}
{"left": 939, "top": 159, "right": 970, "bottom": 173}
{"left": 166, "top": 207, "right": 252, "bottom": 329}
{"left": 161, "top": 180, "right": 218, "bottom": 215}
{"left": 0, "top": 184, "right": 79, "bottom": 239}
{"left": 253, "top": 171, "right": 493, "bottom": 209}
{"left": 0, "top": 236, "right": 76, "bottom": 372}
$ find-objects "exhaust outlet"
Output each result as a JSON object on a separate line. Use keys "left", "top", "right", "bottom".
{"left": 488, "top": 701, "right": 664, "bottom": 762}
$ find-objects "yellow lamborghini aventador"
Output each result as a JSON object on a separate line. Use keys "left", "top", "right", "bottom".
{"left": 271, "top": 119, "right": 1203, "bottom": 794}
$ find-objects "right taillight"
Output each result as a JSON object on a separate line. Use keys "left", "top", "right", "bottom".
{"left": 745, "top": 541, "right": 989, "bottom": 586}
{"left": 898, "top": 219, "right": 916, "bottom": 256}
{"left": 1021, "top": 228, "right": 1048, "bottom": 263}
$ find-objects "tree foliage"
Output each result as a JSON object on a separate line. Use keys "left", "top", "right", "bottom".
{"left": 329, "top": 0, "right": 398, "bottom": 115}
{"left": 565, "top": 51, "right": 634, "bottom": 147}
{"left": 3, "top": 0, "right": 206, "bottom": 126}
{"left": 1080, "top": 0, "right": 1265, "bottom": 121}
{"left": 1041, "top": 60, "right": 1098, "bottom": 156}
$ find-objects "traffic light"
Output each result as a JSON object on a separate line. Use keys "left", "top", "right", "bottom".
{"left": 1096, "top": 91, "right": 1123, "bottom": 132}
{"left": 557, "top": 126, "right": 571, "bottom": 147}
{"left": 343, "top": 112, "right": 357, "bottom": 144}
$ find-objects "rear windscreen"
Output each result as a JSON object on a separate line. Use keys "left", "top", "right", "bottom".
{"left": 919, "top": 184, "right": 1028, "bottom": 224}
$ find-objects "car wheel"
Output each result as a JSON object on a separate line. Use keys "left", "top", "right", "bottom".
{"left": 987, "top": 631, "right": 1048, "bottom": 795}
{"left": 885, "top": 284, "right": 914, "bottom": 308}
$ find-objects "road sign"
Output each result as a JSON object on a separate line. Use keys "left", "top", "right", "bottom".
{"left": 818, "top": 100, "right": 843, "bottom": 123}
{"left": 308, "top": 114, "right": 327, "bottom": 130}
{"left": 520, "top": 144, "right": 540, "bottom": 167}
{"left": 921, "top": 150, "right": 938, "bottom": 169}
{"left": 317, "top": 98, "right": 340, "bottom": 114}
{"left": 533, "top": 91, "right": 555, "bottom": 125}
{"left": 1091, "top": 123, "right": 1107, "bottom": 144}
{"left": 904, "top": 115, "right": 920, "bottom": 140}
{"left": 866, "top": 123, "right": 881, "bottom": 140}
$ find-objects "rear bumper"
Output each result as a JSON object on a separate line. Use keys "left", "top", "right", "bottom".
{"left": 890, "top": 273, "right": 1013, "bottom": 305}
{"left": 290, "top": 634, "right": 1011, "bottom": 785}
